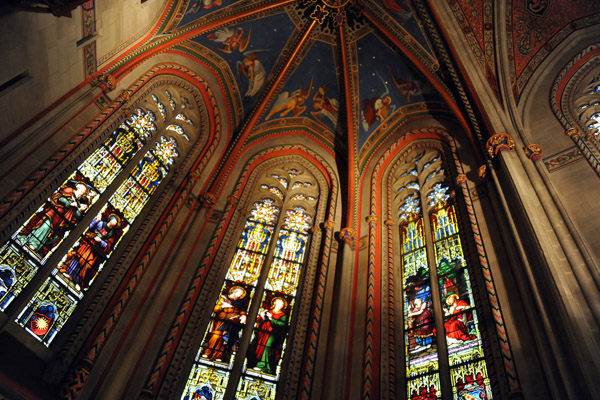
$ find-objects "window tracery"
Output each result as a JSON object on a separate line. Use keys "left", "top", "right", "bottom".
{"left": 181, "top": 163, "right": 319, "bottom": 400}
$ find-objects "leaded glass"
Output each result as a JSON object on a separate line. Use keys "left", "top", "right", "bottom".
{"left": 291, "top": 182, "right": 311, "bottom": 189}
{"left": 407, "top": 373, "right": 441, "bottom": 400}
{"left": 399, "top": 194, "right": 421, "bottom": 222}
{"left": 431, "top": 204, "right": 458, "bottom": 241}
{"left": 167, "top": 124, "right": 190, "bottom": 141}
{"left": 401, "top": 219, "right": 425, "bottom": 254}
{"left": 176, "top": 112, "right": 194, "bottom": 125}
{"left": 152, "top": 94, "right": 167, "bottom": 122}
{"left": 244, "top": 291, "right": 292, "bottom": 377}
{"left": 0, "top": 111, "right": 156, "bottom": 311}
{"left": 270, "top": 174, "right": 287, "bottom": 189}
{"left": 450, "top": 359, "right": 493, "bottom": 400}
{"left": 427, "top": 183, "right": 450, "bottom": 209}
{"left": 225, "top": 250, "right": 266, "bottom": 285}
{"left": 166, "top": 90, "right": 176, "bottom": 110}
{"left": 17, "top": 134, "right": 180, "bottom": 345}
{"left": 199, "top": 281, "right": 253, "bottom": 365}
{"left": 16, "top": 277, "right": 78, "bottom": 344}
{"left": 235, "top": 375, "right": 277, "bottom": 400}
{"left": 267, "top": 187, "right": 283, "bottom": 200}
{"left": 181, "top": 366, "right": 230, "bottom": 400}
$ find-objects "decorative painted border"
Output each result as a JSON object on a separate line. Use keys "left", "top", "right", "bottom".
{"left": 542, "top": 146, "right": 584, "bottom": 172}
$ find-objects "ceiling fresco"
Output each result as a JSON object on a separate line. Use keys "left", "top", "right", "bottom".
{"left": 259, "top": 40, "right": 342, "bottom": 135}
{"left": 191, "top": 12, "right": 297, "bottom": 115}
{"left": 162, "top": 0, "right": 457, "bottom": 171}
{"left": 357, "top": 32, "right": 442, "bottom": 148}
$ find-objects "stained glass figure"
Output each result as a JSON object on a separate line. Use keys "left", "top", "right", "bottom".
{"left": 183, "top": 167, "right": 318, "bottom": 399}
{"left": 398, "top": 151, "right": 492, "bottom": 400}
{"left": 200, "top": 282, "right": 252, "bottom": 364}
{"left": 0, "top": 109, "right": 159, "bottom": 311}
{"left": 245, "top": 292, "right": 292, "bottom": 376}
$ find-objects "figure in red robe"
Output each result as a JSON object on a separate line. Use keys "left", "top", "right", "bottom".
{"left": 444, "top": 294, "right": 476, "bottom": 342}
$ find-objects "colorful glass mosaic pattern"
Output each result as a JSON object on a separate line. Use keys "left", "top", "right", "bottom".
{"left": 0, "top": 110, "right": 154, "bottom": 311}
{"left": 17, "top": 135, "right": 179, "bottom": 345}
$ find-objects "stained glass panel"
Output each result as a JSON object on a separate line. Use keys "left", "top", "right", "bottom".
{"left": 401, "top": 219, "right": 425, "bottom": 254}
{"left": 264, "top": 259, "right": 301, "bottom": 295}
{"left": 181, "top": 365, "right": 230, "bottom": 400}
{"left": 199, "top": 281, "right": 253, "bottom": 365}
{"left": 235, "top": 375, "right": 277, "bottom": 400}
{"left": 0, "top": 244, "right": 38, "bottom": 309}
{"left": 110, "top": 177, "right": 150, "bottom": 224}
{"left": 407, "top": 373, "right": 442, "bottom": 400}
{"left": 225, "top": 250, "right": 265, "bottom": 286}
{"left": 16, "top": 278, "right": 78, "bottom": 344}
{"left": 244, "top": 291, "right": 292, "bottom": 377}
{"left": 450, "top": 360, "right": 493, "bottom": 400}
{"left": 0, "top": 111, "right": 155, "bottom": 311}
{"left": 237, "top": 222, "right": 275, "bottom": 255}
{"left": 400, "top": 194, "right": 421, "bottom": 223}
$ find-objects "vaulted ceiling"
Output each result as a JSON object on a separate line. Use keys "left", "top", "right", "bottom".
{"left": 94, "top": 0, "right": 600, "bottom": 171}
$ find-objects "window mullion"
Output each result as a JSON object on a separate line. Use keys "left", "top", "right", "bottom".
{"left": 420, "top": 193, "right": 452, "bottom": 400}
{"left": 222, "top": 220, "right": 286, "bottom": 400}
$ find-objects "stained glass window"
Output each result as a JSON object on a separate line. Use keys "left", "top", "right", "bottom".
{"left": 17, "top": 136, "right": 179, "bottom": 345}
{"left": 182, "top": 166, "right": 318, "bottom": 400}
{"left": 397, "top": 151, "right": 493, "bottom": 400}
{"left": 0, "top": 109, "right": 155, "bottom": 311}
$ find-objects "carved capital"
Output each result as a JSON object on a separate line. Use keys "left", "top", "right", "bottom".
{"left": 200, "top": 193, "right": 217, "bottom": 209}
{"left": 96, "top": 73, "right": 115, "bottom": 93}
{"left": 189, "top": 169, "right": 202, "bottom": 182}
{"left": 323, "top": 220, "right": 335, "bottom": 230}
{"left": 384, "top": 219, "right": 394, "bottom": 227}
{"left": 478, "top": 165, "right": 487, "bottom": 179}
{"left": 524, "top": 144, "right": 543, "bottom": 161}
{"left": 119, "top": 90, "right": 131, "bottom": 103}
{"left": 486, "top": 133, "right": 515, "bottom": 158}
{"left": 310, "top": 226, "right": 320, "bottom": 234}
{"left": 456, "top": 174, "right": 468, "bottom": 185}
{"left": 338, "top": 227, "right": 355, "bottom": 245}
{"left": 226, "top": 195, "right": 239, "bottom": 205}
{"left": 565, "top": 127, "right": 580, "bottom": 138}
{"left": 366, "top": 214, "right": 379, "bottom": 226}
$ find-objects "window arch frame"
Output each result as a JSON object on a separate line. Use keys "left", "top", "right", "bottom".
{"left": 0, "top": 76, "right": 212, "bottom": 357}
{"left": 145, "top": 151, "right": 337, "bottom": 400}
{"left": 369, "top": 131, "right": 518, "bottom": 400}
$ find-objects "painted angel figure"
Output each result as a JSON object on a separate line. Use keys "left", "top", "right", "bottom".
{"left": 237, "top": 51, "right": 267, "bottom": 97}
{"left": 361, "top": 73, "right": 396, "bottom": 130}
{"left": 206, "top": 27, "right": 250, "bottom": 53}
{"left": 266, "top": 78, "right": 313, "bottom": 120}
{"left": 310, "top": 85, "right": 339, "bottom": 128}
{"left": 391, "top": 69, "right": 422, "bottom": 102}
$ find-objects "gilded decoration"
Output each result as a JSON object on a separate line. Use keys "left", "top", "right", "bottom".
{"left": 478, "top": 165, "right": 487, "bottom": 179}
{"left": 486, "top": 133, "right": 515, "bottom": 158}
{"left": 456, "top": 174, "right": 468, "bottom": 185}
{"left": 366, "top": 214, "right": 379, "bottom": 226}
{"left": 339, "top": 227, "right": 356, "bottom": 244}
{"left": 524, "top": 144, "right": 543, "bottom": 161}
{"left": 566, "top": 127, "right": 580, "bottom": 138}
{"left": 96, "top": 73, "right": 115, "bottom": 93}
